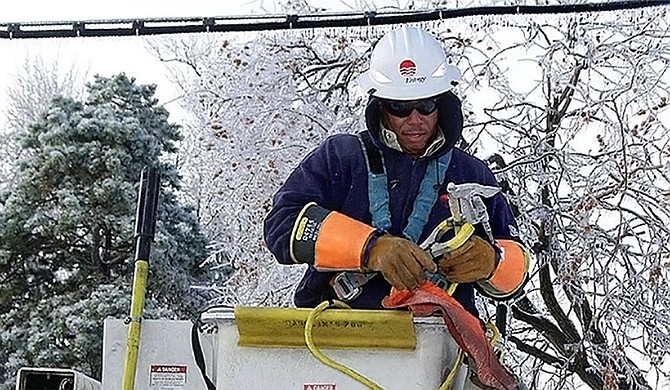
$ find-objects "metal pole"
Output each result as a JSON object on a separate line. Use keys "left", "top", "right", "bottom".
{"left": 122, "top": 166, "right": 160, "bottom": 390}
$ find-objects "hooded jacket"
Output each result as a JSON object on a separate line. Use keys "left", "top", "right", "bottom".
{"left": 263, "top": 91, "right": 522, "bottom": 315}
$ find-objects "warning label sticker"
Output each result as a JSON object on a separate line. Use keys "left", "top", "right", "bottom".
{"left": 303, "top": 384, "right": 336, "bottom": 390}
{"left": 150, "top": 365, "right": 187, "bottom": 388}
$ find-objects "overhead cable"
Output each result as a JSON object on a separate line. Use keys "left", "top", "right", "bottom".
{"left": 1, "top": 0, "right": 668, "bottom": 39}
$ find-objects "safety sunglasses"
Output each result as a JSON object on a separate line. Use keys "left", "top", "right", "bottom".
{"left": 380, "top": 98, "right": 439, "bottom": 118}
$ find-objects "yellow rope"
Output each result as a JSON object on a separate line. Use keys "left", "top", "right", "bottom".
{"left": 439, "top": 348, "right": 465, "bottom": 390}
{"left": 304, "top": 298, "right": 501, "bottom": 390}
{"left": 436, "top": 322, "right": 503, "bottom": 389}
{"left": 437, "top": 222, "right": 487, "bottom": 388}
{"left": 304, "top": 220, "right": 484, "bottom": 390}
{"left": 305, "top": 300, "right": 384, "bottom": 390}
{"left": 486, "top": 321, "right": 501, "bottom": 347}
{"left": 444, "top": 222, "right": 476, "bottom": 251}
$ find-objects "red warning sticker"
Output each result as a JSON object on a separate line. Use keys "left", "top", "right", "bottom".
{"left": 150, "top": 365, "right": 187, "bottom": 387}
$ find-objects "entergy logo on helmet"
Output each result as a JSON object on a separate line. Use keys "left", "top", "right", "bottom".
{"left": 398, "top": 59, "right": 426, "bottom": 84}
{"left": 398, "top": 59, "right": 417, "bottom": 77}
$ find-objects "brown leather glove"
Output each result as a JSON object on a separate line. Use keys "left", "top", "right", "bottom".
{"left": 363, "top": 235, "right": 437, "bottom": 291}
{"left": 438, "top": 235, "right": 497, "bottom": 283}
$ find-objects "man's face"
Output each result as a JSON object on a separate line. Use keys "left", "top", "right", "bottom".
{"left": 381, "top": 99, "right": 439, "bottom": 158}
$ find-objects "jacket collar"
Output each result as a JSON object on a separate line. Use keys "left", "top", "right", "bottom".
{"left": 378, "top": 121, "right": 446, "bottom": 158}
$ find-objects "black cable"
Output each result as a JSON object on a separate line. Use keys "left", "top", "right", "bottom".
{"left": 1, "top": 0, "right": 668, "bottom": 39}
{"left": 191, "top": 315, "right": 217, "bottom": 390}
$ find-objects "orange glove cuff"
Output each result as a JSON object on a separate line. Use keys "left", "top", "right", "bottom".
{"left": 477, "top": 239, "right": 530, "bottom": 299}
{"left": 290, "top": 202, "right": 376, "bottom": 271}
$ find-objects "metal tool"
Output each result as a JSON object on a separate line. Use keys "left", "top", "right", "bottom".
{"left": 332, "top": 183, "right": 501, "bottom": 301}
{"left": 445, "top": 182, "right": 500, "bottom": 242}
{"left": 418, "top": 220, "right": 475, "bottom": 259}
{"left": 418, "top": 182, "right": 501, "bottom": 294}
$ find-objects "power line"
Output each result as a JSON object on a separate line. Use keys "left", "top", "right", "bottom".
{"left": 1, "top": 0, "right": 669, "bottom": 39}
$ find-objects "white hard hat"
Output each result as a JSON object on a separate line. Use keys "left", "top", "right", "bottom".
{"left": 357, "top": 25, "right": 461, "bottom": 100}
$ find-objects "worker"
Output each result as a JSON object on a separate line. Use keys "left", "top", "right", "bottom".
{"left": 263, "top": 25, "right": 529, "bottom": 317}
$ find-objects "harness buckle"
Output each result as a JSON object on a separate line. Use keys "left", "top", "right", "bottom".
{"left": 425, "top": 272, "right": 451, "bottom": 291}
{"left": 332, "top": 272, "right": 377, "bottom": 301}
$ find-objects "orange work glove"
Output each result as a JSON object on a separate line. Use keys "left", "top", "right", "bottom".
{"left": 438, "top": 235, "right": 497, "bottom": 283}
{"left": 363, "top": 235, "right": 437, "bottom": 291}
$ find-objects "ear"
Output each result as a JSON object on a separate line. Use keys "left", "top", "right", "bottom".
{"left": 379, "top": 108, "right": 390, "bottom": 129}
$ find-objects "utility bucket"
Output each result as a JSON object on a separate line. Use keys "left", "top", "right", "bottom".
{"left": 201, "top": 306, "right": 467, "bottom": 390}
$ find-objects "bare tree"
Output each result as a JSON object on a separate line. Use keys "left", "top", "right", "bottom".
{"left": 147, "top": 31, "right": 350, "bottom": 305}
{"left": 4, "top": 55, "right": 86, "bottom": 130}
{"left": 1, "top": 55, "right": 87, "bottom": 195}
{"left": 452, "top": 9, "right": 670, "bottom": 390}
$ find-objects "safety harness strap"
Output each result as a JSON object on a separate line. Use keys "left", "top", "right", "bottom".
{"left": 403, "top": 149, "right": 452, "bottom": 241}
{"left": 357, "top": 130, "right": 391, "bottom": 230}
{"left": 358, "top": 130, "right": 384, "bottom": 174}
{"left": 357, "top": 130, "right": 452, "bottom": 238}
{"left": 333, "top": 131, "right": 451, "bottom": 301}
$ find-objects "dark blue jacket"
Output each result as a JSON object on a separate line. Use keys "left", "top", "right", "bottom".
{"left": 263, "top": 92, "right": 520, "bottom": 315}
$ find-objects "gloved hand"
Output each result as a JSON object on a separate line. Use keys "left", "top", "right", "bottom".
{"left": 438, "top": 235, "right": 497, "bottom": 283}
{"left": 363, "top": 235, "right": 437, "bottom": 291}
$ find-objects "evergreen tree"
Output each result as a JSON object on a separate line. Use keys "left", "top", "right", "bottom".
{"left": 0, "top": 73, "right": 208, "bottom": 386}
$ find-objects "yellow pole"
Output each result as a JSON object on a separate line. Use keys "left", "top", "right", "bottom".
{"left": 122, "top": 260, "right": 149, "bottom": 390}
{"left": 121, "top": 166, "right": 160, "bottom": 390}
